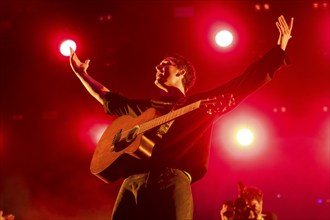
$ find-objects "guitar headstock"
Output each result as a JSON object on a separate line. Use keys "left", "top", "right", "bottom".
{"left": 201, "top": 93, "right": 236, "bottom": 115}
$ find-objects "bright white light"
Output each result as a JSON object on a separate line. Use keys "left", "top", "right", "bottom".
{"left": 214, "top": 105, "right": 274, "bottom": 162}
{"left": 236, "top": 129, "right": 254, "bottom": 146}
{"left": 60, "top": 40, "right": 77, "bottom": 56}
{"left": 215, "top": 30, "right": 233, "bottom": 47}
{"left": 88, "top": 124, "right": 108, "bottom": 145}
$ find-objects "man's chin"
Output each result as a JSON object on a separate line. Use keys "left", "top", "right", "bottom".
{"left": 154, "top": 81, "right": 168, "bottom": 92}
{"left": 155, "top": 79, "right": 164, "bottom": 86}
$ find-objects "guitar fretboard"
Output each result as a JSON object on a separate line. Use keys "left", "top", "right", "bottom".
{"left": 138, "top": 100, "right": 202, "bottom": 134}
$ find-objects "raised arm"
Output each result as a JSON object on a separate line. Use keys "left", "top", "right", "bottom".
{"left": 69, "top": 48, "right": 109, "bottom": 105}
{"left": 276, "top": 15, "right": 294, "bottom": 51}
{"left": 219, "top": 204, "right": 230, "bottom": 220}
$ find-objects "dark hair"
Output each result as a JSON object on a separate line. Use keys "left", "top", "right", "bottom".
{"left": 167, "top": 53, "right": 196, "bottom": 92}
{"left": 241, "top": 186, "right": 263, "bottom": 203}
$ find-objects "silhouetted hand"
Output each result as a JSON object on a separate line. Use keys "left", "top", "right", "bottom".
{"left": 276, "top": 15, "right": 294, "bottom": 51}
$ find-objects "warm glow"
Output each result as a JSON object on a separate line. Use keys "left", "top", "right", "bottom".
{"left": 213, "top": 105, "right": 274, "bottom": 161}
{"left": 215, "top": 30, "right": 233, "bottom": 47}
{"left": 77, "top": 116, "right": 113, "bottom": 151}
{"left": 60, "top": 40, "right": 77, "bottom": 56}
{"left": 236, "top": 128, "right": 254, "bottom": 146}
{"left": 88, "top": 124, "right": 108, "bottom": 145}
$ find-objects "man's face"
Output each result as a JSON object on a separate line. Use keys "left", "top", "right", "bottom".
{"left": 154, "top": 57, "right": 185, "bottom": 92}
{"left": 246, "top": 199, "right": 263, "bottom": 219}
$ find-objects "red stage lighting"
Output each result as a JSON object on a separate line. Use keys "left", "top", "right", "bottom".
{"left": 213, "top": 105, "right": 275, "bottom": 163}
{"left": 87, "top": 123, "right": 108, "bottom": 146}
{"left": 77, "top": 116, "right": 113, "bottom": 151}
{"left": 210, "top": 24, "right": 237, "bottom": 52}
{"left": 236, "top": 128, "right": 254, "bottom": 147}
{"left": 215, "top": 30, "right": 234, "bottom": 47}
{"left": 60, "top": 40, "right": 77, "bottom": 56}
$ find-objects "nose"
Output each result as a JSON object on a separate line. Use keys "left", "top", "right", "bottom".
{"left": 155, "top": 64, "right": 163, "bottom": 72}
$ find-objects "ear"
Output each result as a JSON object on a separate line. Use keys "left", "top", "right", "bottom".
{"left": 176, "top": 69, "right": 186, "bottom": 77}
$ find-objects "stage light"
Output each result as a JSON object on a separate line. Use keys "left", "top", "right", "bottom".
{"left": 236, "top": 128, "right": 254, "bottom": 146}
{"left": 312, "top": 1, "right": 328, "bottom": 9}
{"left": 254, "top": 3, "right": 271, "bottom": 11}
{"left": 99, "top": 14, "right": 113, "bottom": 22}
{"left": 213, "top": 105, "right": 275, "bottom": 162}
{"left": 273, "top": 106, "right": 287, "bottom": 113}
{"left": 88, "top": 123, "right": 108, "bottom": 145}
{"left": 255, "top": 4, "right": 261, "bottom": 11}
{"left": 263, "top": 3, "right": 270, "bottom": 10}
{"left": 77, "top": 116, "right": 113, "bottom": 151}
{"left": 60, "top": 40, "right": 77, "bottom": 56}
{"left": 317, "top": 199, "right": 323, "bottom": 204}
{"left": 215, "top": 30, "right": 233, "bottom": 47}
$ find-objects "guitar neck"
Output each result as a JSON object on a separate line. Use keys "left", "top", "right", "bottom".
{"left": 138, "top": 100, "right": 202, "bottom": 134}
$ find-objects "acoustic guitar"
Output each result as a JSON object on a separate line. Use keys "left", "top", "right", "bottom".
{"left": 90, "top": 94, "right": 235, "bottom": 183}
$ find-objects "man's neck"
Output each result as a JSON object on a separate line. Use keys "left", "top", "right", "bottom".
{"left": 160, "top": 87, "right": 185, "bottom": 98}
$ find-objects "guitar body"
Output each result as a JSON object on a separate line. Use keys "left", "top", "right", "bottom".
{"left": 89, "top": 94, "right": 235, "bottom": 183}
{"left": 90, "top": 108, "right": 158, "bottom": 183}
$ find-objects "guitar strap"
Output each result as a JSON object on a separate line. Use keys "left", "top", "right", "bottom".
{"left": 156, "top": 97, "right": 187, "bottom": 139}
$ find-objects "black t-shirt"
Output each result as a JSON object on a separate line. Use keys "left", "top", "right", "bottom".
{"left": 103, "top": 45, "right": 288, "bottom": 182}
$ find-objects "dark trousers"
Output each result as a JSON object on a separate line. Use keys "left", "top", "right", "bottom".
{"left": 111, "top": 167, "right": 193, "bottom": 220}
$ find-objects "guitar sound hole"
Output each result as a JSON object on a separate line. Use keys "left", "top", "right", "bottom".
{"left": 112, "top": 126, "right": 139, "bottom": 152}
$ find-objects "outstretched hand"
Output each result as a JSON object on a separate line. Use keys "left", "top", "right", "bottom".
{"left": 69, "top": 47, "right": 90, "bottom": 74}
{"left": 220, "top": 204, "right": 230, "bottom": 220}
{"left": 276, "top": 15, "right": 294, "bottom": 51}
